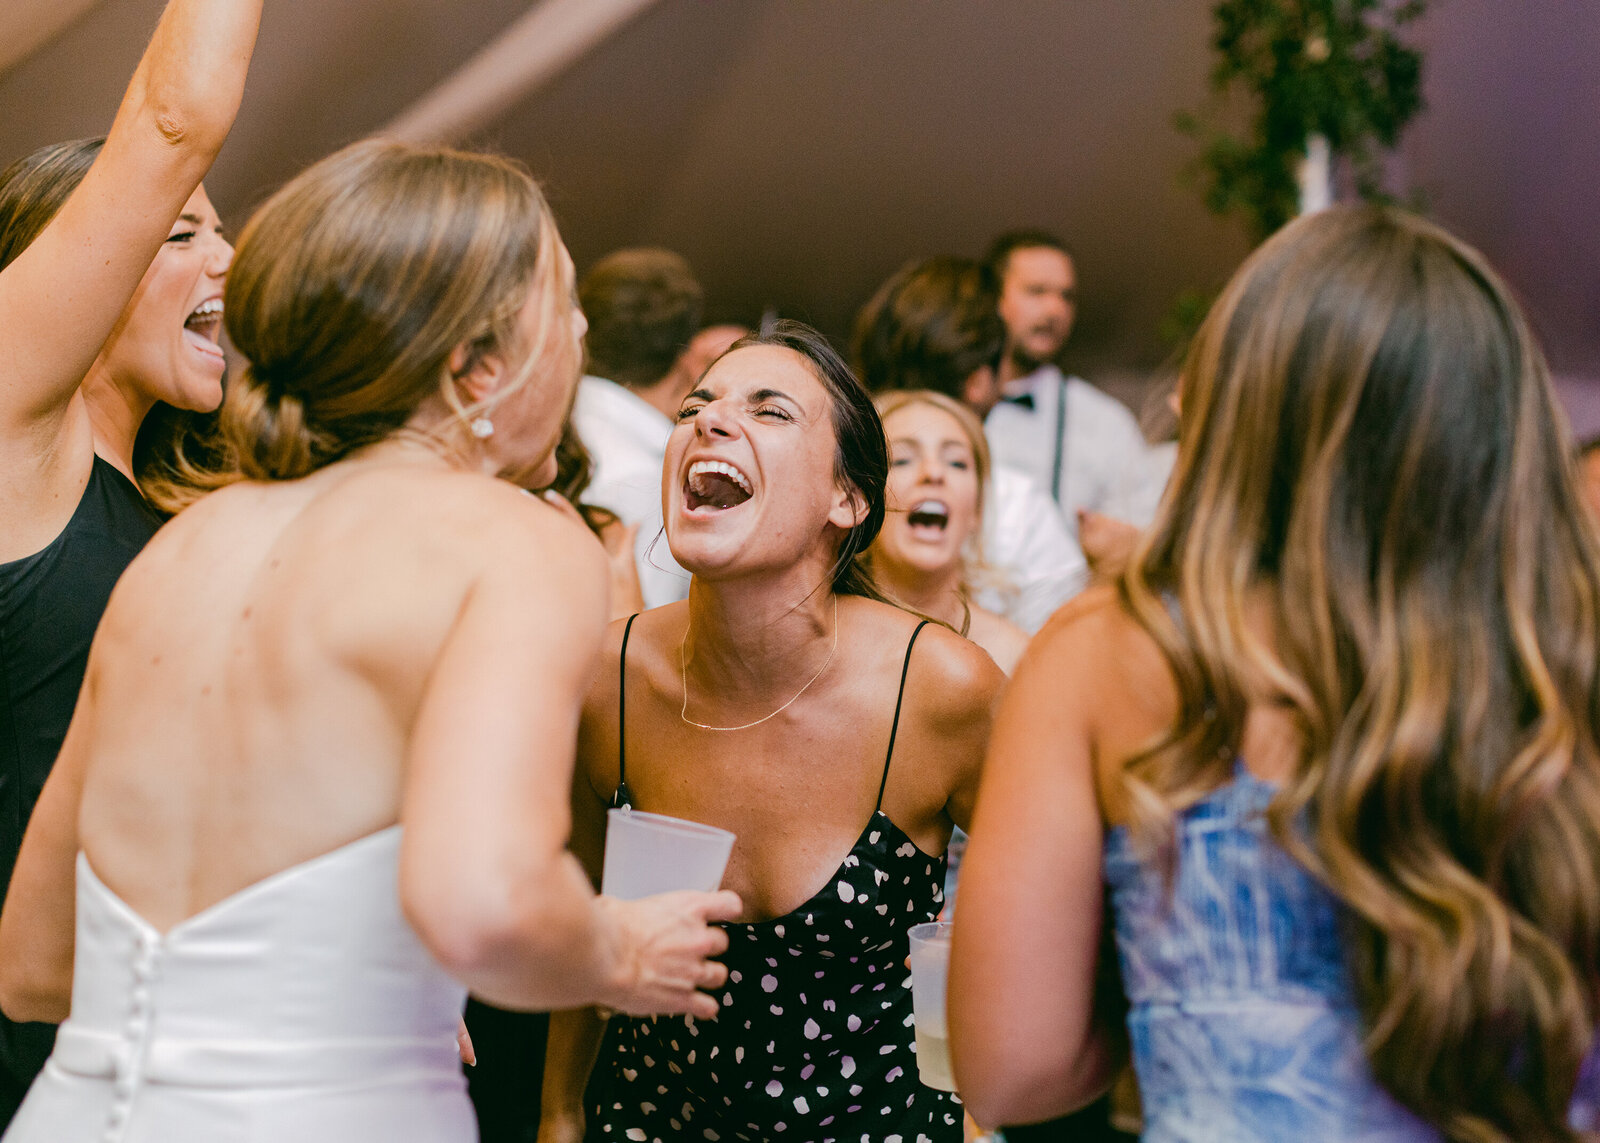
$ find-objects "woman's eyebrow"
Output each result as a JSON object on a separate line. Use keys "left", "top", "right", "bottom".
{"left": 749, "top": 387, "right": 799, "bottom": 407}
{"left": 685, "top": 387, "right": 717, "bottom": 403}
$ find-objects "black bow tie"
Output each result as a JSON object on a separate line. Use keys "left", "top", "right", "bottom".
{"left": 1001, "top": 392, "right": 1035, "bottom": 411}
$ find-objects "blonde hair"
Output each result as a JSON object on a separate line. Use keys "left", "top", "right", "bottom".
{"left": 147, "top": 139, "right": 562, "bottom": 508}
{"left": 1120, "top": 204, "right": 1600, "bottom": 1141}
{"left": 869, "top": 389, "right": 995, "bottom": 597}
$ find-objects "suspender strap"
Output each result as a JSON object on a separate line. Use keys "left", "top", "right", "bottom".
{"left": 1051, "top": 373, "right": 1068, "bottom": 503}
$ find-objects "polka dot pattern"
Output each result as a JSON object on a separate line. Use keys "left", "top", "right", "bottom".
{"left": 585, "top": 812, "right": 960, "bottom": 1142}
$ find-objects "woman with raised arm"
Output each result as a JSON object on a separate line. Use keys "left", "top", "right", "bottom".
{"left": 0, "top": 1, "right": 260, "bottom": 1121}
{"left": 0, "top": 138, "right": 738, "bottom": 1142}
{"left": 950, "top": 205, "right": 1600, "bottom": 1141}
{"left": 538, "top": 323, "right": 1001, "bottom": 1143}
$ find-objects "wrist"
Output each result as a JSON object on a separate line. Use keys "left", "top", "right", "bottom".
{"left": 589, "top": 895, "right": 637, "bottom": 1011}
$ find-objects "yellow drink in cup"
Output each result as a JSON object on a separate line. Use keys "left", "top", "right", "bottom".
{"left": 907, "top": 921, "right": 957, "bottom": 1092}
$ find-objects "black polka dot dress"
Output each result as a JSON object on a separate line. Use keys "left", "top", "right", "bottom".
{"left": 586, "top": 619, "right": 962, "bottom": 1143}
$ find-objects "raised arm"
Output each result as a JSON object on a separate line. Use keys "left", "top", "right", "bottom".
{"left": 947, "top": 595, "right": 1125, "bottom": 1126}
{"left": 398, "top": 499, "right": 736, "bottom": 1013}
{"left": 0, "top": 0, "right": 262, "bottom": 432}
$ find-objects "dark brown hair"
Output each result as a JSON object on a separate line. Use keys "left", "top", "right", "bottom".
{"left": 579, "top": 247, "right": 703, "bottom": 391}
{"left": 1121, "top": 204, "right": 1600, "bottom": 1141}
{"left": 984, "top": 227, "right": 1074, "bottom": 281}
{"left": 0, "top": 137, "right": 104, "bottom": 271}
{"left": 715, "top": 321, "right": 890, "bottom": 601}
{"left": 852, "top": 256, "right": 1004, "bottom": 401}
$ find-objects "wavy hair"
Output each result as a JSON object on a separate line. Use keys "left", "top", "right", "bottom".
{"left": 1119, "top": 204, "right": 1600, "bottom": 1141}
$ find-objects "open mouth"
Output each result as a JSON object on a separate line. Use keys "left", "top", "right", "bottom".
{"left": 685, "top": 459, "right": 753, "bottom": 512}
{"left": 907, "top": 499, "right": 950, "bottom": 537}
{"left": 183, "top": 298, "right": 225, "bottom": 360}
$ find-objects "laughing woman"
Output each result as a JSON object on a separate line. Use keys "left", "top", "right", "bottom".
{"left": 0, "top": 0, "right": 261, "bottom": 1123}
{"left": 539, "top": 323, "right": 1002, "bottom": 1143}
{"left": 868, "top": 390, "right": 1027, "bottom": 675}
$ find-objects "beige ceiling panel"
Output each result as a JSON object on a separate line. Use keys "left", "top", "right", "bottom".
{"left": 0, "top": 0, "right": 107, "bottom": 77}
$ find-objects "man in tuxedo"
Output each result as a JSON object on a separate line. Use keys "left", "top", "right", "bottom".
{"left": 982, "top": 230, "right": 1171, "bottom": 543}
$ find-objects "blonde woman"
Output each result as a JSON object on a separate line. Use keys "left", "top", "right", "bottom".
{"left": 0, "top": 140, "right": 735, "bottom": 1141}
{"left": 869, "top": 389, "right": 1027, "bottom": 674}
{"left": 952, "top": 206, "right": 1600, "bottom": 1141}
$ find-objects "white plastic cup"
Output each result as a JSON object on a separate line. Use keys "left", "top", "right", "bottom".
{"left": 600, "top": 808, "right": 736, "bottom": 901}
{"left": 907, "top": 920, "right": 957, "bottom": 1092}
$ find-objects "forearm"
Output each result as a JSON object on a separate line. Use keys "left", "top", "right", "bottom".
{"left": 412, "top": 850, "right": 631, "bottom": 1013}
{"left": 538, "top": 1006, "right": 608, "bottom": 1140}
{"left": 0, "top": 728, "right": 85, "bottom": 1025}
{"left": 0, "top": 939, "right": 71, "bottom": 1026}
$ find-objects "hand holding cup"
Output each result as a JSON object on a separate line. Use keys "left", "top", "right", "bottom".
{"left": 597, "top": 889, "right": 742, "bottom": 1021}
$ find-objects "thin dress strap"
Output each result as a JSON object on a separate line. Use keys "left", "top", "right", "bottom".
{"left": 876, "top": 620, "right": 930, "bottom": 813}
{"left": 612, "top": 614, "right": 640, "bottom": 810}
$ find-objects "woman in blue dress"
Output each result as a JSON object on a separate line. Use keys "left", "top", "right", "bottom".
{"left": 950, "top": 204, "right": 1600, "bottom": 1142}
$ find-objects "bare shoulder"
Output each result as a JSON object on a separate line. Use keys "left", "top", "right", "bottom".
{"left": 582, "top": 605, "right": 671, "bottom": 719}
{"left": 966, "top": 606, "right": 1029, "bottom": 676}
{"left": 1012, "top": 582, "right": 1177, "bottom": 738}
{"left": 1026, "top": 583, "right": 1156, "bottom": 666}
{"left": 334, "top": 467, "right": 608, "bottom": 583}
{"left": 902, "top": 612, "right": 1006, "bottom": 731}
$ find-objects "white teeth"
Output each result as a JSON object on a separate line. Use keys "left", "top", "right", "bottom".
{"left": 688, "top": 459, "right": 752, "bottom": 495}
{"left": 188, "top": 299, "right": 223, "bottom": 321}
{"left": 909, "top": 499, "right": 949, "bottom": 519}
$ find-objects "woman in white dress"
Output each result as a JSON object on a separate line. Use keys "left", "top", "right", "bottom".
{"left": 0, "top": 136, "right": 739, "bottom": 1141}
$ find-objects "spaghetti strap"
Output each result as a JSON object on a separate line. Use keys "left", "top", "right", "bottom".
{"left": 876, "top": 620, "right": 930, "bottom": 813}
{"left": 612, "top": 614, "right": 640, "bottom": 810}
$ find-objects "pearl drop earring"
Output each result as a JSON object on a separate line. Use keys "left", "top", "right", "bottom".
{"left": 470, "top": 416, "right": 495, "bottom": 439}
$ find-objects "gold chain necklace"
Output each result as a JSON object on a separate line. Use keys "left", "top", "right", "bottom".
{"left": 679, "top": 596, "right": 839, "bottom": 732}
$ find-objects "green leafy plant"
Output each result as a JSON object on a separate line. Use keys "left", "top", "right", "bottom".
{"left": 1177, "top": 0, "right": 1427, "bottom": 242}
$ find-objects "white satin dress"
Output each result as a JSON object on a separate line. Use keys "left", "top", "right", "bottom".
{"left": 3, "top": 827, "right": 476, "bottom": 1142}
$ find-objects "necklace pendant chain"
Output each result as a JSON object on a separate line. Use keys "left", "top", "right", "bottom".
{"left": 680, "top": 596, "right": 839, "bottom": 732}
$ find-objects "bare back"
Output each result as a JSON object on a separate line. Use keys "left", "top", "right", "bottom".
{"left": 66, "top": 456, "right": 595, "bottom": 933}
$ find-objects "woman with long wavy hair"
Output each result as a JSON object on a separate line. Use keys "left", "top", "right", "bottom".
{"left": 949, "top": 204, "right": 1600, "bottom": 1142}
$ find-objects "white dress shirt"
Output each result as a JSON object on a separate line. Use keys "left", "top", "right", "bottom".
{"left": 569, "top": 375, "right": 689, "bottom": 609}
{"left": 975, "top": 465, "right": 1089, "bottom": 632}
{"left": 985, "top": 364, "right": 1163, "bottom": 528}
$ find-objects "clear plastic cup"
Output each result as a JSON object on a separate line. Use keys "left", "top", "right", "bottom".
{"left": 908, "top": 920, "right": 957, "bottom": 1092}
{"left": 600, "top": 808, "right": 736, "bottom": 901}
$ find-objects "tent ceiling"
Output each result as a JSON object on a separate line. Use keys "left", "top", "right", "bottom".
{"left": 1, "top": 0, "right": 1595, "bottom": 380}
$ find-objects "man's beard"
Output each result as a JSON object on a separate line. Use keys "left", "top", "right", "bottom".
{"left": 1008, "top": 339, "right": 1060, "bottom": 375}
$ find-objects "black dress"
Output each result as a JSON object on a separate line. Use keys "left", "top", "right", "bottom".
{"left": 0, "top": 456, "right": 160, "bottom": 1125}
{"left": 585, "top": 618, "right": 962, "bottom": 1143}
